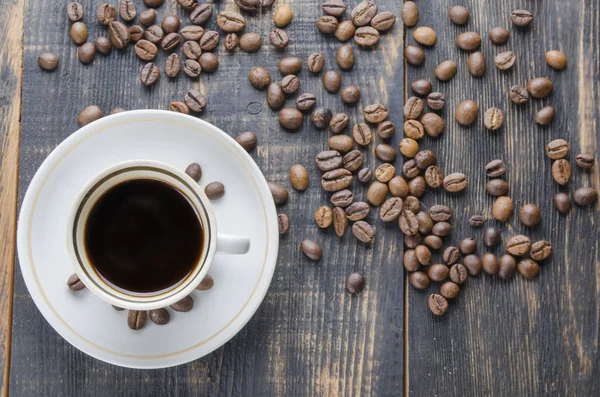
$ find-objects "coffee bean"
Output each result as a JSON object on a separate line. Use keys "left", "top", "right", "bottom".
{"left": 492, "top": 196, "right": 513, "bottom": 222}
{"left": 408, "top": 177, "right": 426, "bottom": 198}
{"left": 183, "top": 41, "right": 202, "bottom": 60}
{"left": 96, "top": 4, "right": 117, "bottom": 25}
{"left": 338, "top": 21, "right": 358, "bottom": 42}
{"left": 531, "top": 106, "right": 555, "bottom": 127}
{"left": 149, "top": 308, "right": 170, "bottom": 325}
{"left": 328, "top": 135, "right": 354, "bottom": 153}
{"left": 67, "top": 2, "right": 84, "bottom": 22}
{"left": 78, "top": 105, "right": 102, "bottom": 126}
{"left": 239, "top": 32, "right": 262, "bottom": 52}
{"left": 279, "top": 108, "right": 303, "bottom": 130}
{"left": 455, "top": 100, "right": 478, "bottom": 126}
{"left": 352, "top": 221, "right": 375, "bottom": 243}
{"left": 281, "top": 75, "right": 300, "bottom": 95}
{"left": 140, "top": 9, "right": 157, "bottom": 26}
{"left": 119, "top": 0, "right": 136, "bottom": 21}
{"left": 443, "top": 173, "right": 468, "bottom": 192}
{"left": 435, "top": 60, "right": 457, "bottom": 81}
{"left": 310, "top": 107, "right": 333, "bottom": 129}
{"left": 441, "top": 246, "right": 459, "bottom": 265}
{"left": 485, "top": 159, "right": 506, "bottom": 177}
{"left": 404, "top": 249, "right": 419, "bottom": 271}
{"left": 415, "top": 211, "right": 432, "bottom": 234}
{"left": 301, "top": 240, "right": 322, "bottom": 260}
{"left": 486, "top": 179, "right": 508, "bottom": 196}
{"left": 200, "top": 30, "right": 220, "bottom": 51}
{"left": 506, "top": 235, "right": 531, "bottom": 256}
{"left": 375, "top": 143, "right": 396, "bottom": 162}
{"left": 274, "top": 6, "right": 293, "bottom": 28}
{"left": 279, "top": 57, "right": 302, "bottom": 75}
{"left": 404, "top": 197, "right": 421, "bottom": 213}
{"left": 351, "top": 0, "right": 377, "bottom": 26}
{"left": 375, "top": 121, "right": 395, "bottom": 140}
{"left": 323, "top": 71, "right": 342, "bottom": 93}
{"left": 545, "top": 50, "right": 567, "bottom": 70}
{"left": 127, "top": 310, "right": 147, "bottom": 330}
{"left": 399, "top": 210, "right": 419, "bottom": 236}
{"left": 519, "top": 204, "right": 541, "bottom": 227}
{"left": 266, "top": 83, "right": 285, "bottom": 110}
{"left": 404, "top": 234, "right": 422, "bottom": 250}
{"left": 317, "top": 16, "right": 339, "bottom": 34}
{"left": 380, "top": 197, "right": 403, "bottom": 222}
{"left": 224, "top": 33, "right": 239, "bottom": 50}
{"left": 316, "top": 150, "right": 343, "bottom": 171}
{"left": 553, "top": 192, "right": 571, "bottom": 213}
{"left": 427, "top": 206, "right": 450, "bottom": 223}
{"left": 322, "top": 168, "right": 353, "bottom": 191}
{"left": 331, "top": 190, "right": 353, "bottom": 208}
{"left": 414, "top": 150, "right": 436, "bottom": 170}
{"left": 576, "top": 153, "right": 595, "bottom": 169}
{"left": 469, "top": 215, "right": 484, "bottom": 227}
{"left": 489, "top": 27, "right": 509, "bottom": 45}
{"left": 270, "top": 28, "right": 289, "bottom": 49}
{"left": 185, "top": 163, "right": 202, "bottom": 181}
{"left": 94, "top": 37, "right": 113, "bottom": 56}
{"left": 527, "top": 77, "right": 553, "bottom": 99}
{"left": 109, "top": 108, "right": 126, "bottom": 115}
{"left": 467, "top": 52, "right": 486, "bottom": 77}
{"left": 508, "top": 84, "right": 530, "bottom": 104}
{"left": 323, "top": 0, "right": 347, "bottom": 17}
{"left": 337, "top": 45, "right": 355, "bottom": 70}
{"left": 424, "top": 235, "right": 443, "bottom": 250}
{"left": 456, "top": 32, "right": 481, "bottom": 51}
{"left": 440, "top": 282, "right": 460, "bottom": 300}
{"left": 420, "top": 114, "right": 445, "bottom": 138}
{"left": 449, "top": 264, "right": 468, "bottom": 284}
{"left": 428, "top": 264, "right": 449, "bottom": 282}
{"left": 574, "top": 187, "right": 598, "bottom": 206}
{"left": 545, "top": 139, "right": 569, "bottom": 160}
{"left": 267, "top": 182, "right": 288, "bottom": 205}
{"left": 389, "top": 176, "right": 408, "bottom": 198}
{"left": 483, "top": 227, "right": 502, "bottom": 247}
{"left": 170, "top": 101, "right": 189, "bottom": 114}
{"left": 405, "top": 46, "right": 425, "bottom": 66}
{"left": 531, "top": 240, "right": 552, "bottom": 261}
{"left": 357, "top": 168, "right": 373, "bottom": 183}
{"left": 459, "top": 238, "right": 477, "bottom": 255}
{"left": 125, "top": 26, "right": 143, "bottom": 41}
{"left": 427, "top": 92, "right": 445, "bottom": 110}
{"left": 296, "top": 93, "right": 316, "bottom": 112}
{"left": 180, "top": 27, "right": 204, "bottom": 42}
{"left": 306, "top": 53, "right": 325, "bottom": 73}
{"left": 364, "top": 104, "right": 389, "bottom": 123}
{"left": 404, "top": 97, "right": 423, "bottom": 120}
{"left": 449, "top": 5, "right": 469, "bottom": 25}
{"left": 205, "top": 182, "right": 225, "bottom": 200}
{"left": 171, "top": 295, "right": 194, "bottom": 312}
{"left": 161, "top": 33, "right": 181, "bottom": 51}
{"left": 402, "top": 159, "right": 419, "bottom": 179}
{"left": 235, "top": 0, "right": 260, "bottom": 13}
{"left": 424, "top": 166, "right": 444, "bottom": 188}
{"left": 432, "top": 221, "right": 451, "bottom": 237}
{"left": 375, "top": 163, "right": 396, "bottom": 183}
{"left": 145, "top": 25, "right": 164, "bottom": 44}
{"left": 413, "top": 26, "right": 436, "bottom": 46}
{"left": 343, "top": 150, "right": 363, "bottom": 171}
{"left": 401, "top": 1, "right": 419, "bottom": 27}
{"left": 354, "top": 26, "right": 380, "bottom": 47}
{"left": 511, "top": 9, "right": 534, "bottom": 27}
{"left": 184, "top": 89, "right": 206, "bottom": 113}
{"left": 278, "top": 214, "right": 290, "bottom": 234}
{"left": 329, "top": 113, "right": 350, "bottom": 134}
{"left": 315, "top": 206, "right": 333, "bottom": 228}
{"left": 518, "top": 258, "right": 539, "bottom": 279}
{"left": 481, "top": 253, "right": 499, "bottom": 275}
{"left": 183, "top": 59, "right": 201, "bottom": 78}
{"left": 463, "top": 255, "right": 481, "bottom": 276}
{"left": 495, "top": 51, "right": 516, "bottom": 70}
{"left": 144, "top": 0, "right": 164, "bottom": 7}
{"left": 345, "top": 272, "right": 366, "bottom": 294}
{"left": 366, "top": 181, "right": 388, "bottom": 206}
{"left": 38, "top": 53, "right": 59, "bottom": 71}
{"left": 333, "top": 207, "right": 348, "bottom": 237}
{"left": 199, "top": 53, "right": 219, "bottom": 73}
{"left": 67, "top": 273, "right": 85, "bottom": 291}
{"left": 352, "top": 123, "right": 372, "bottom": 146}
{"left": 498, "top": 255, "right": 517, "bottom": 279}
{"left": 428, "top": 294, "right": 448, "bottom": 316}
{"left": 70, "top": 22, "right": 88, "bottom": 45}
{"left": 410, "top": 272, "right": 430, "bottom": 290}
{"left": 135, "top": 40, "right": 158, "bottom": 61}
{"left": 290, "top": 164, "right": 309, "bottom": 191}
{"left": 217, "top": 11, "right": 246, "bottom": 33}
{"left": 371, "top": 11, "right": 396, "bottom": 31}
{"left": 483, "top": 107, "right": 504, "bottom": 130}
{"left": 411, "top": 79, "right": 432, "bottom": 97}
{"left": 162, "top": 16, "right": 180, "bottom": 34}
{"left": 552, "top": 159, "right": 571, "bottom": 185}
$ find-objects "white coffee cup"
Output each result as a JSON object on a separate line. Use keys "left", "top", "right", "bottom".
{"left": 66, "top": 159, "right": 250, "bottom": 311}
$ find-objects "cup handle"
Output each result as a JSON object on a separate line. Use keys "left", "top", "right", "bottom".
{"left": 216, "top": 233, "right": 250, "bottom": 255}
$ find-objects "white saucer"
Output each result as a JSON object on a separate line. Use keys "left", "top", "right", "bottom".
{"left": 17, "top": 110, "right": 279, "bottom": 369}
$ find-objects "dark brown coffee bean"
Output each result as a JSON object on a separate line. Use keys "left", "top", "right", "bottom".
{"left": 427, "top": 92, "right": 445, "bottom": 110}
{"left": 295, "top": 93, "right": 316, "bottom": 112}
{"left": 183, "top": 59, "right": 201, "bottom": 78}
{"left": 329, "top": 113, "right": 349, "bottom": 134}
{"left": 553, "top": 192, "right": 571, "bottom": 213}
{"left": 404, "top": 46, "right": 425, "bottom": 66}
{"left": 432, "top": 221, "right": 451, "bottom": 237}
{"left": 508, "top": 84, "right": 530, "bottom": 104}
{"left": 410, "top": 272, "right": 430, "bottom": 290}
{"left": 519, "top": 204, "right": 541, "bottom": 227}
{"left": 402, "top": 159, "right": 419, "bottom": 179}
{"left": 322, "top": 168, "right": 353, "bottom": 191}
{"left": 135, "top": 40, "right": 158, "bottom": 61}
{"left": 414, "top": 211, "right": 432, "bottom": 235}
{"left": 315, "top": 206, "right": 334, "bottom": 229}
{"left": 140, "top": 9, "right": 157, "bottom": 26}
{"left": 411, "top": 79, "right": 432, "bottom": 97}
{"left": 449, "top": 264, "right": 468, "bottom": 284}
{"left": 518, "top": 258, "right": 539, "bottom": 279}
{"left": 170, "top": 101, "right": 189, "bottom": 114}
{"left": 96, "top": 4, "right": 117, "bottom": 25}
{"left": 323, "top": 0, "right": 347, "bottom": 17}
{"left": 414, "top": 150, "right": 436, "bottom": 170}
{"left": 463, "top": 255, "right": 481, "bottom": 276}
{"left": 404, "top": 234, "right": 422, "bottom": 250}
{"left": 469, "top": 215, "right": 484, "bottom": 227}
{"left": 235, "top": 0, "right": 260, "bottom": 13}
{"left": 181, "top": 26, "right": 204, "bottom": 42}
{"left": 345, "top": 272, "right": 366, "bottom": 294}
{"left": 546, "top": 50, "right": 567, "bottom": 70}
{"left": 183, "top": 41, "right": 202, "bottom": 60}
{"left": 123, "top": 24, "right": 143, "bottom": 39}
{"left": 67, "top": 2, "right": 84, "bottom": 22}
{"left": 423, "top": 235, "right": 442, "bottom": 251}
{"left": 279, "top": 108, "right": 303, "bottom": 130}
{"left": 161, "top": 33, "right": 181, "bottom": 51}
{"left": 70, "top": 22, "right": 88, "bottom": 45}
{"left": 328, "top": 135, "right": 354, "bottom": 153}
{"left": 371, "top": 11, "right": 396, "bottom": 31}
{"left": 301, "top": 240, "right": 322, "bottom": 260}
{"left": 428, "top": 263, "right": 449, "bottom": 282}
{"left": 317, "top": 16, "right": 339, "bottom": 34}
{"left": 234, "top": 132, "right": 256, "bottom": 152}
{"left": 185, "top": 163, "right": 202, "bottom": 181}
{"left": 440, "top": 282, "right": 460, "bottom": 299}
{"left": 552, "top": 159, "right": 571, "bottom": 185}
{"left": 281, "top": 75, "right": 300, "bottom": 95}
{"left": 346, "top": 201, "right": 370, "bottom": 221}
{"left": 354, "top": 26, "right": 380, "bottom": 47}
{"left": 372, "top": 123, "right": 394, "bottom": 142}
{"left": 486, "top": 179, "right": 508, "bottom": 196}
{"left": 331, "top": 190, "right": 353, "bottom": 208}
{"left": 481, "top": 253, "right": 499, "bottom": 275}
{"left": 145, "top": 25, "right": 164, "bottom": 44}
{"left": 495, "top": 51, "right": 516, "bottom": 71}
{"left": 387, "top": 176, "right": 407, "bottom": 198}
{"left": 399, "top": 210, "right": 418, "bottom": 236}
{"left": 161, "top": 15, "right": 180, "bottom": 34}
{"left": 337, "top": 45, "right": 355, "bottom": 70}
{"left": 171, "top": 295, "right": 194, "bottom": 312}
{"left": 489, "top": 27, "right": 509, "bottom": 45}
{"left": 467, "top": 52, "right": 486, "bottom": 77}
{"left": 374, "top": 143, "right": 395, "bottom": 162}
{"left": 273, "top": 5, "right": 293, "bottom": 27}
{"left": 119, "top": 0, "right": 136, "bottom": 22}
{"left": 362, "top": 105, "right": 387, "bottom": 125}
{"left": 239, "top": 32, "right": 262, "bottom": 52}
{"left": 426, "top": 205, "right": 450, "bottom": 223}
{"left": 353, "top": 221, "right": 375, "bottom": 243}
{"left": 485, "top": 159, "right": 506, "bottom": 177}
{"left": 403, "top": 249, "right": 419, "bottom": 271}
{"left": 443, "top": 173, "right": 468, "bottom": 192}
{"left": 67, "top": 273, "right": 85, "bottom": 291}
{"left": 506, "top": 235, "right": 531, "bottom": 256}
{"left": 78, "top": 105, "right": 102, "bottom": 126}
{"left": 289, "top": 164, "right": 309, "bottom": 191}
{"left": 224, "top": 33, "right": 239, "bottom": 50}
{"left": 428, "top": 294, "right": 448, "bottom": 316}
{"left": 483, "top": 227, "right": 502, "bottom": 247}
{"left": 456, "top": 32, "right": 481, "bottom": 51}
{"left": 184, "top": 89, "right": 206, "bottom": 113}
{"left": 94, "top": 37, "right": 112, "bottom": 56}
{"left": 278, "top": 214, "right": 290, "bottom": 234}
{"left": 527, "top": 77, "right": 554, "bottom": 99}
{"left": 410, "top": 177, "right": 425, "bottom": 197}
{"left": 305, "top": 53, "right": 325, "bottom": 74}
{"left": 323, "top": 70, "right": 342, "bottom": 93}
{"left": 435, "top": 60, "right": 457, "bottom": 81}
{"left": 205, "top": 182, "right": 225, "bottom": 200}
{"left": 459, "top": 238, "right": 477, "bottom": 256}
{"left": 530, "top": 240, "right": 552, "bottom": 261}
{"left": 546, "top": 139, "right": 569, "bottom": 160}
{"left": 401, "top": 1, "right": 419, "bottom": 27}
{"left": 217, "top": 11, "right": 246, "bottom": 33}
{"left": 511, "top": 9, "right": 534, "bottom": 27}
{"left": 308, "top": 107, "right": 332, "bottom": 129}
{"left": 498, "top": 255, "right": 517, "bottom": 279}
{"left": 199, "top": 53, "right": 218, "bottom": 73}
{"left": 442, "top": 246, "right": 459, "bottom": 265}
{"left": 278, "top": 57, "right": 302, "bottom": 75}
{"left": 351, "top": 0, "right": 377, "bottom": 26}
{"left": 266, "top": 182, "right": 288, "bottom": 205}
{"left": 77, "top": 43, "right": 95, "bottom": 64}
{"left": 379, "top": 197, "right": 403, "bottom": 222}
{"left": 144, "top": 0, "right": 164, "bottom": 7}
{"left": 200, "top": 30, "right": 220, "bottom": 51}
{"left": 455, "top": 100, "right": 478, "bottom": 125}
{"left": 423, "top": 166, "right": 443, "bottom": 188}
{"left": 418, "top": 114, "right": 443, "bottom": 138}
{"left": 127, "top": 310, "right": 147, "bottom": 330}
{"left": 316, "top": 150, "right": 343, "bottom": 172}
{"left": 413, "top": 26, "right": 436, "bottom": 46}
{"left": 149, "top": 308, "right": 170, "bottom": 325}
{"left": 404, "top": 196, "right": 421, "bottom": 213}
{"left": 333, "top": 207, "right": 348, "bottom": 237}
{"left": 574, "top": 187, "right": 598, "bottom": 206}
{"left": 449, "top": 5, "right": 469, "bottom": 24}
{"left": 357, "top": 168, "right": 373, "bottom": 183}
{"left": 266, "top": 83, "right": 285, "bottom": 110}
{"left": 492, "top": 196, "right": 513, "bottom": 222}
{"left": 576, "top": 153, "right": 595, "bottom": 169}
{"left": 270, "top": 28, "right": 289, "bottom": 49}
{"left": 343, "top": 150, "right": 363, "bottom": 171}
{"left": 350, "top": 123, "right": 371, "bottom": 146}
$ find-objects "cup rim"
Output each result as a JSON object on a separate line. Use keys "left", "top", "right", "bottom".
{"left": 66, "top": 159, "right": 217, "bottom": 310}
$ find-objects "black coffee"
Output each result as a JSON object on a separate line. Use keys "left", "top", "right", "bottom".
{"left": 84, "top": 179, "right": 202, "bottom": 293}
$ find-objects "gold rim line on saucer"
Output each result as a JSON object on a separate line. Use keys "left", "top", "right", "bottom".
{"left": 26, "top": 116, "right": 270, "bottom": 360}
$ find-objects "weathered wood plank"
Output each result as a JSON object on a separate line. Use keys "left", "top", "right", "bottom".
{"left": 405, "top": 0, "right": 599, "bottom": 395}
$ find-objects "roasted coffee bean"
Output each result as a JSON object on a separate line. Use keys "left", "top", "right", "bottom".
{"left": 468, "top": 51, "right": 487, "bottom": 77}
{"left": 533, "top": 105, "right": 555, "bottom": 125}
{"left": 366, "top": 181, "right": 388, "bottom": 206}
{"left": 310, "top": 107, "right": 333, "bottom": 129}
{"left": 552, "top": 159, "right": 571, "bottom": 185}
{"left": 149, "top": 308, "right": 170, "bottom": 325}
{"left": 78, "top": 105, "right": 102, "bottom": 126}
{"left": 323, "top": 0, "right": 347, "bottom": 17}
{"left": 459, "top": 238, "right": 477, "bottom": 255}
{"left": 519, "top": 204, "right": 541, "bottom": 227}
{"left": 235, "top": 0, "right": 260, "bottom": 13}
{"left": 96, "top": 4, "right": 117, "bottom": 25}
{"left": 427, "top": 92, "right": 445, "bottom": 110}
{"left": 415, "top": 245, "right": 432, "bottom": 265}
{"left": 401, "top": 1, "right": 419, "bottom": 27}
{"left": 410, "top": 272, "right": 430, "bottom": 290}
{"left": 411, "top": 79, "right": 432, "bottom": 97}
{"left": 343, "top": 150, "right": 363, "bottom": 171}
{"left": 170, "top": 101, "right": 189, "bottom": 114}
{"left": 375, "top": 143, "right": 396, "bottom": 162}
{"left": 414, "top": 150, "right": 436, "bottom": 170}
{"left": 140, "top": 9, "right": 157, "bottom": 26}
{"left": 279, "top": 108, "right": 303, "bottom": 130}
{"left": 119, "top": 0, "right": 136, "bottom": 22}
{"left": 270, "top": 28, "right": 289, "bottom": 48}
{"left": 402, "top": 159, "right": 419, "bottom": 179}
{"left": 94, "top": 37, "right": 113, "bottom": 56}
{"left": 511, "top": 9, "right": 534, "bottom": 27}
{"left": 322, "top": 168, "right": 353, "bottom": 191}
{"left": 463, "top": 255, "right": 481, "bottom": 276}
{"left": 279, "top": 57, "right": 302, "bottom": 75}
{"left": 574, "top": 187, "right": 598, "bottom": 206}
{"left": 413, "top": 26, "right": 436, "bottom": 46}
{"left": 428, "top": 205, "right": 451, "bottom": 222}
{"left": 546, "top": 50, "right": 567, "bottom": 70}
{"left": 404, "top": 234, "right": 422, "bottom": 250}
{"left": 316, "top": 150, "right": 343, "bottom": 171}
{"left": 239, "top": 32, "right": 262, "bottom": 52}
{"left": 330, "top": 113, "right": 350, "bottom": 133}
{"left": 432, "top": 221, "right": 451, "bottom": 237}
{"left": 205, "top": 182, "right": 225, "bottom": 200}
{"left": 181, "top": 26, "right": 204, "bottom": 42}
{"left": 493, "top": 196, "right": 513, "bottom": 222}
{"left": 274, "top": 5, "right": 293, "bottom": 28}
{"left": 217, "top": 11, "right": 246, "bottom": 33}
{"left": 424, "top": 235, "right": 443, "bottom": 251}
{"left": 352, "top": 221, "right": 375, "bottom": 243}
{"left": 317, "top": 16, "right": 339, "bottom": 35}
{"left": 171, "top": 295, "right": 194, "bottom": 312}
{"left": 442, "top": 246, "right": 459, "bottom": 265}
{"left": 485, "top": 159, "right": 506, "bottom": 177}
{"left": 281, "top": 75, "right": 300, "bottom": 95}
{"left": 351, "top": 0, "right": 377, "bottom": 26}
{"left": 354, "top": 26, "right": 380, "bottom": 47}
{"left": 546, "top": 139, "right": 569, "bottom": 160}
{"left": 376, "top": 121, "right": 395, "bottom": 140}
{"left": 498, "top": 255, "right": 517, "bottom": 279}
{"left": 410, "top": 177, "right": 427, "bottom": 197}
{"left": 469, "top": 215, "right": 484, "bottom": 227}
{"left": 200, "top": 30, "right": 220, "bottom": 51}
{"left": 404, "top": 249, "right": 419, "bottom": 271}
{"left": 267, "top": 83, "right": 285, "bottom": 110}
{"left": 337, "top": 45, "right": 355, "bottom": 70}
{"left": 483, "top": 227, "right": 502, "bottom": 247}
{"left": 404, "top": 46, "right": 425, "bottom": 66}
{"left": 424, "top": 166, "right": 444, "bottom": 188}
{"left": 404, "top": 97, "right": 423, "bottom": 120}
{"left": 380, "top": 197, "right": 403, "bottom": 222}
{"left": 481, "top": 253, "right": 499, "bottom": 275}
{"left": 576, "top": 153, "right": 595, "bottom": 169}
{"left": 455, "top": 100, "right": 478, "bottom": 125}
{"left": 183, "top": 59, "right": 201, "bottom": 78}
{"left": 375, "top": 163, "right": 396, "bottom": 183}
{"left": 127, "top": 310, "right": 147, "bottom": 330}
{"left": 70, "top": 22, "right": 88, "bottom": 45}
{"left": 67, "top": 273, "right": 85, "bottom": 291}
{"left": 506, "top": 235, "right": 531, "bottom": 256}
{"left": 518, "top": 258, "right": 539, "bottom": 279}
{"left": 404, "top": 196, "right": 421, "bottom": 213}
{"left": 278, "top": 214, "right": 290, "bottom": 234}
{"left": 358, "top": 168, "right": 373, "bottom": 183}
{"left": 371, "top": 11, "right": 396, "bottom": 31}
{"left": 399, "top": 210, "right": 419, "bottom": 236}
{"left": 428, "top": 264, "right": 449, "bottom": 282}
{"left": 333, "top": 207, "right": 348, "bottom": 237}
{"left": 296, "top": 93, "right": 316, "bottom": 112}
{"left": 352, "top": 123, "right": 372, "bottom": 146}
{"left": 489, "top": 27, "right": 509, "bottom": 45}
{"left": 440, "top": 282, "right": 460, "bottom": 299}
{"left": 528, "top": 77, "right": 553, "bottom": 99}
{"left": 328, "top": 135, "right": 354, "bottom": 153}
{"left": 449, "top": 5, "right": 469, "bottom": 25}
{"left": 183, "top": 41, "right": 202, "bottom": 60}
{"left": 531, "top": 240, "right": 552, "bottom": 261}
{"left": 484, "top": 107, "right": 504, "bottom": 130}
{"left": 135, "top": 40, "right": 158, "bottom": 61}
{"left": 486, "top": 179, "right": 508, "bottom": 196}
{"left": 224, "top": 33, "right": 239, "bottom": 50}
{"left": 435, "top": 60, "right": 457, "bottom": 81}
{"left": 144, "top": 0, "right": 164, "bottom": 7}
{"left": 77, "top": 43, "right": 95, "bottom": 64}
{"left": 428, "top": 294, "right": 448, "bottom": 316}
{"left": 456, "top": 32, "right": 481, "bottom": 51}
{"left": 495, "top": 51, "right": 516, "bottom": 70}
{"left": 184, "top": 89, "right": 206, "bottom": 112}
{"left": 420, "top": 113, "right": 444, "bottom": 138}
{"left": 235, "top": 132, "right": 257, "bottom": 152}
{"left": 185, "top": 163, "right": 202, "bottom": 181}
{"left": 306, "top": 53, "right": 325, "bottom": 74}
{"left": 199, "top": 53, "right": 219, "bottom": 72}
{"left": 508, "top": 84, "right": 530, "bottom": 104}
{"left": 553, "top": 192, "right": 571, "bottom": 213}
{"left": 145, "top": 25, "right": 164, "bottom": 44}
{"left": 267, "top": 182, "right": 288, "bottom": 205}
{"left": 345, "top": 272, "right": 366, "bottom": 294}
{"left": 364, "top": 104, "right": 388, "bottom": 123}
{"left": 449, "top": 264, "right": 468, "bottom": 284}
{"left": 162, "top": 33, "right": 181, "bottom": 51}
{"left": 323, "top": 70, "right": 342, "bottom": 93}
{"left": 331, "top": 190, "right": 353, "bottom": 208}
{"left": 289, "top": 164, "right": 309, "bottom": 191}
{"left": 315, "top": 206, "right": 334, "bottom": 228}
{"left": 162, "top": 16, "right": 180, "bottom": 34}
{"left": 129, "top": 25, "right": 144, "bottom": 43}
{"left": 415, "top": 211, "right": 433, "bottom": 234}
{"left": 443, "top": 173, "right": 468, "bottom": 192}
{"left": 389, "top": 176, "right": 408, "bottom": 198}
{"left": 67, "top": 2, "right": 84, "bottom": 22}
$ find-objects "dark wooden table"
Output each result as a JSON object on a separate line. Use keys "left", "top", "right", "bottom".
{"left": 0, "top": 0, "right": 598, "bottom": 396}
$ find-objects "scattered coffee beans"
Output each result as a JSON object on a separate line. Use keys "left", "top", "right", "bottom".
{"left": 127, "top": 310, "right": 147, "bottom": 330}
{"left": 511, "top": 9, "right": 534, "bottom": 27}
{"left": 535, "top": 106, "right": 555, "bottom": 125}
{"left": 553, "top": 192, "right": 571, "bottom": 213}
{"left": 171, "top": 295, "right": 194, "bottom": 312}
{"left": 483, "top": 227, "right": 502, "bottom": 247}
{"left": 67, "top": 273, "right": 85, "bottom": 291}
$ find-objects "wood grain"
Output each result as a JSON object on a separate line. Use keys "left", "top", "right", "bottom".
{"left": 0, "top": 0, "right": 24, "bottom": 395}
{"left": 405, "top": 0, "right": 600, "bottom": 396}
{"left": 11, "top": 1, "right": 403, "bottom": 396}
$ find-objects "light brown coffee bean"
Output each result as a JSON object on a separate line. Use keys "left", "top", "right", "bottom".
{"left": 425, "top": 166, "right": 444, "bottom": 188}
{"left": 404, "top": 196, "right": 421, "bottom": 213}
{"left": 375, "top": 143, "right": 396, "bottom": 162}
{"left": 185, "top": 163, "right": 202, "bottom": 181}
{"left": 435, "top": 60, "right": 457, "bottom": 81}
{"left": 530, "top": 240, "right": 552, "bottom": 261}
{"left": 366, "top": 181, "right": 388, "bottom": 206}
{"left": 428, "top": 205, "right": 451, "bottom": 222}
{"left": 279, "top": 108, "right": 303, "bottom": 130}
{"left": 376, "top": 163, "right": 396, "bottom": 183}
{"left": 489, "top": 27, "right": 509, "bottom": 45}
{"left": 455, "top": 100, "right": 479, "bottom": 125}
{"left": 428, "top": 264, "right": 449, "bottom": 282}
{"left": 169, "top": 101, "right": 189, "bottom": 114}
{"left": 455, "top": 32, "right": 481, "bottom": 51}
{"left": 289, "top": 164, "right": 309, "bottom": 191}
{"left": 127, "top": 310, "right": 147, "bottom": 330}
{"left": 535, "top": 106, "right": 555, "bottom": 125}
{"left": 278, "top": 214, "right": 290, "bottom": 234}
{"left": 403, "top": 120, "right": 424, "bottom": 140}
{"left": 449, "top": 5, "right": 469, "bottom": 25}
{"left": 428, "top": 294, "right": 448, "bottom": 316}
{"left": 337, "top": 45, "right": 355, "bottom": 70}
{"left": 443, "top": 173, "right": 468, "bottom": 192}
{"left": 38, "top": 53, "right": 59, "bottom": 71}
{"left": 399, "top": 138, "right": 419, "bottom": 158}
{"left": 352, "top": 221, "right": 375, "bottom": 243}
{"left": 389, "top": 176, "right": 409, "bottom": 198}
{"left": 552, "top": 159, "right": 571, "bottom": 185}
{"left": 371, "top": 11, "right": 396, "bottom": 32}
{"left": 335, "top": 20, "right": 356, "bottom": 41}
{"left": 485, "top": 159, "right": 506, "bottom": 177}
{"left": 323, "top": 70, "right": 342, "bottom": 93}
{"left": 498, "top": 255, "right": 517, "bottom": 279}
{"left": 527, "top": 77, "right": 554, "bottom": 99}
{"left": 518, "top": 258, "right": 540, "bottom": 279}
{"left": 442, "top": 246, "right": 459, "bottom": 265}
{"left": 413, "top": 26, "right": 436, "bottom": 46}
{"left": 546, "top": 139, "right": 569, "bottom": 159}
{"left": 274, "top": 6, "right": 293, "bottom": 28}
{"left": 405, "top": 46, "right": 425, "bottom": 66}
{"left": 239, "top": 32, "right": 261, "bottom": 52}
{"left": 317, "top": 16, "right": 339, "bottom": 34}
{"left": 78, "top": 105, "right": 102, "bottom": 126}
{"left": 380, "top": 197, "right": 403, "bottom": 222}
{"left": 352, "top": 123, "right": 372, "bottom": 146}
{"left": 545, "top": 50, "right": 567, "bottom": 70}
{"left": 399, "top": 210, "right": 419, "bottom": 236}
{"left": 364, "top": 104, "right": 389, "bottom": 123}
{"left": 301, "top": 240, "right": 322, "bottom": 261}
{"left": 484, "top": 107, "right": 504, "bottom": 130}
{"left": 421, "top": 113, "right": 444, "bottom": 137}
{"left": 315, "top": 206, "right": 333, "bottom": 228}
{"left": 486, "top": 179, "right": 509, "bottom": 196}
{"left": 330, "top": 113, "right": 350, "bottom": 133}
{"left": 341, "top": 85, "right": 361, "bottom": 104}
{"left": 449, "top": 264, "right": 468, "bottom": 284}
{"left": 401, "top": 1, "right": 418, "bottom": 27}
{"left": 328, "top": 135, "right": 354, "bottom": 153}
{"left": 345, "top": 272, "right": 366, "bottom": 294}
{"left": 306, "top": 53, "right": 325, "bottom": 73}
{"left": 506, "top": 235, "right": 531, "bottom": 256}
{"left": 492, "top": 196, "right": 513, "bottom": 222}
{"left": 333, "top": 207, "right": 348, "bottom": 237}
{"left": 468, "top": 52, "right": 486, "bottom": 77}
